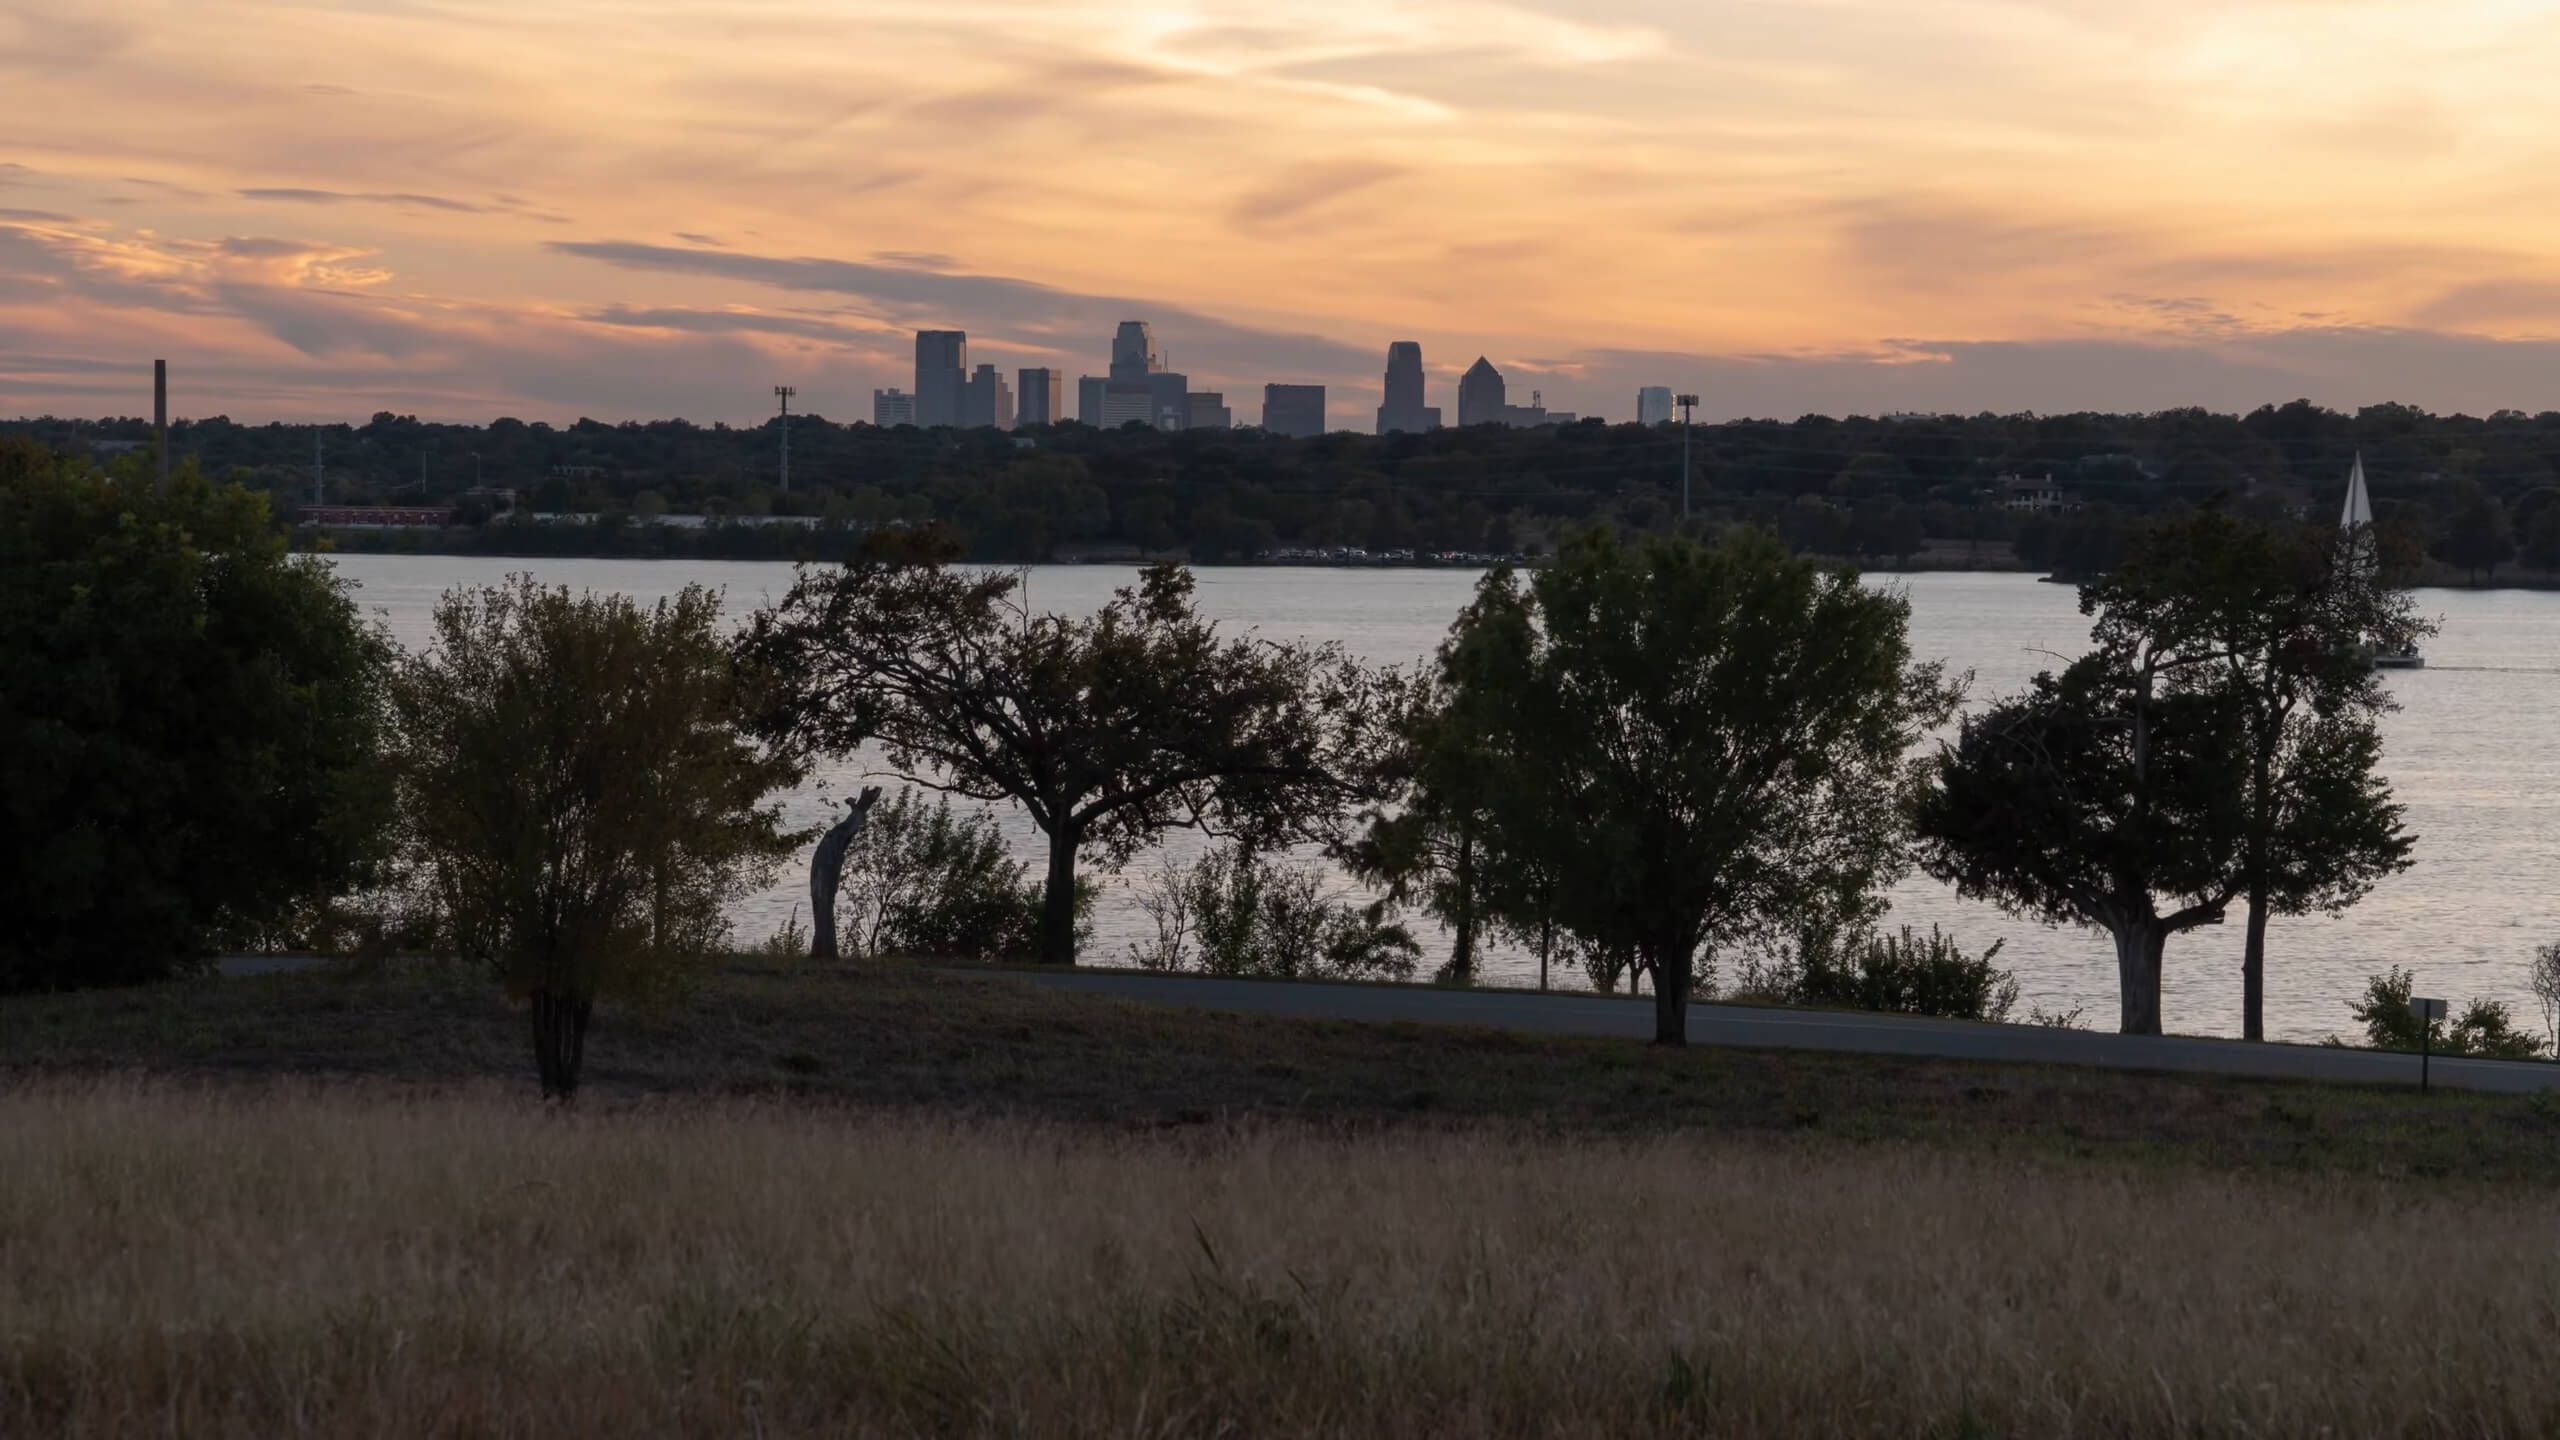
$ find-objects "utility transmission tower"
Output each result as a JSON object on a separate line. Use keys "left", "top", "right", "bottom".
{"left": 774, "top": 386, "right": 796, "bottom": 493}
{"left": 1676, "top": 393, "right": 1700, "bottom": 520}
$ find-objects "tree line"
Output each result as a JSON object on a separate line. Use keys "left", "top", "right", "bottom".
{"left": 0, "top": 434, "right": 2499, "bottom": 1094}
{"left": 9, "top": 401, "right": 2560, "bottom": 576}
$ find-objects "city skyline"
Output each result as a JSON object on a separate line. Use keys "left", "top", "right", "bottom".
{"left": 11, "top": 1, "right": 2560, "bottom": 427}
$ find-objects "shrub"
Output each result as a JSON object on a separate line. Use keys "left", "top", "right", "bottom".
{"left": 1801, "top": 926, "right": 2019, "bottom": 1022}
{"left": 1130, "top": 845, "right": 1417, "bottom": 982}
{"left": 2343, "top": 966, "right": 2547, "bottom": 1059}
{"left": 837, "top": 788, "right": 1088, "bottom": 961}
{"left": 1744, "top": 925, "right": 2018, "bottom": 1023}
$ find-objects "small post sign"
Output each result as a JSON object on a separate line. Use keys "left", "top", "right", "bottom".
{"left": 2413, "top": 997, "right": 2447, "bottom": 1093}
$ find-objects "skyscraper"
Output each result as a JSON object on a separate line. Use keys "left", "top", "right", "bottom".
{"left": 1262, "top": 384, "right": 1326, "bottom": 438}
{"left": 1077, "top": 375, "right": 1108, "bottom": 426}
{"left": 1109, "top": 321, "right": 1159, "bottom": 380}
{"left": 914, "top": 330, "right": 967, "bottom": 428}
{"left": 1100, "top": 383, "right": 1156, "bottom": 428}
{"left": 1457, "top": 357, "right": 1506, "bottom": 427}
{"left": 1016, "top": 367, "right": 1065, "bottom": 426}
{"left": 1376, "top": 341, "right": 1438, "bottom": 434}
{"left": 1637, "top": 386, "right": 1674, "bottom": 426}
{"left": 963, "top": 363, "right": 1014, "bottom": 430}
{"left": 1185, "top": 392, "right": 1232, "bottom": 430}
{"left": 872, "top": 388, "right": 917, "bottom": 427}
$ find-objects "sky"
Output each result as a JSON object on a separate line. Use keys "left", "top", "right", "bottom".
{"left": 8, "top": 0, "right": 2560, "bottom": 428}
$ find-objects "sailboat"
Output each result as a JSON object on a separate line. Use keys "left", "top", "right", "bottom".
{"left": 2341, "top": 453, "right": 2425, "bottom": 669}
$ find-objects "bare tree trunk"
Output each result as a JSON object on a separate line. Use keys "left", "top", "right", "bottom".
{"left": 531, "top": 985, "right": 594, "bottom": 1100}
{"left": 2243, "top": 884, "right": 2270, "bottom": 1042}
{"left": 1038, "top": 825, "right": 1082, "bottom": 965}
{"left": 2243, "top": 741, "right": 2275, "bottom": 1041}
{"left": 808, "top": 787, "right": 884, "bottom": 962}
{"left": 2112, "top": 923, "right": 2166, "bottom": 1035}
{"left": 1651, "top": 939, "right": 1692, "bottom": 1046}
{"left": 1446, "top": 825, "right": 1476, "bottom": 984}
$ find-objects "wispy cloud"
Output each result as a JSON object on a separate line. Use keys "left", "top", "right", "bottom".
{"left": 6, "top": 0, "right": 2560, "bottom": 423}
{"left": 240, "top": 187, "right": 488, "bottom": 214}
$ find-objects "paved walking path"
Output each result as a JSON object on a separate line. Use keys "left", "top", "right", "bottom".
{"left": 1005, "top": 969, "right": 2560, "bottom": 1096}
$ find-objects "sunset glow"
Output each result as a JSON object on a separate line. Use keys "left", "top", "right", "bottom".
{"left": 9, "top": 0, "right": 2560, "bottom": 424}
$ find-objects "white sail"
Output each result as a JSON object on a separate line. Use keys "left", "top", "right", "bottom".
{"left": 2340, "top": 452, "right": 2375, "bottom": 530}
{"left": 2340, "top": 452, "right": 2423, "bottom": 667}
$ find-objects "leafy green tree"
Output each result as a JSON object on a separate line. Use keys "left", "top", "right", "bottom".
{"left": 743, "top": 557, "right": 1386, "bottom": 965}
{"left": 2523, "top": 504, "right": 2560, "bottom": 576}
{"left": 0, "top": 442, "right": 393, "bottom": 990}
{"left": 2433, "top": 486, "right": 2515, "bottom": 583}
{"left": 389, "top": 577, "right": 803, "bottom": 1097}
{"left": 1913, "top": 651, "right": 2251, "bottom": 1034}
{"left": 1438, "top": 529, "right": 1954, "bottom": 1044}
{"left": 2083, "top": 511, "right": 2425, "bottom": 1038}
{"left": 1341, "top": 668, "right": 1509, "bottom": 984}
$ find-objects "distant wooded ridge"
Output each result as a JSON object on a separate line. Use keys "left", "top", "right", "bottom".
{"left": 8, "top": 402, "right": 2558, "bottom": 575}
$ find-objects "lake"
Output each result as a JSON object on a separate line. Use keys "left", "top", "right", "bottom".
{"left": 330, "top": 555, "right": 2560, "bottom": 1043}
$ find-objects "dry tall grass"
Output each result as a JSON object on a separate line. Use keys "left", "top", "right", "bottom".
{"left": 3, "top": 1083, "right": 2555, "bottom": 1438}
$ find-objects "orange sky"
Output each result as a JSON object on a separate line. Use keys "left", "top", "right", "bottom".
{"left": 8, "top": 0, "right": 2560, "bottom": 426}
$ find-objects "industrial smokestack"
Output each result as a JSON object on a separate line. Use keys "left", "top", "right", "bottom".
{"left": 154, "top": 359, "right": 168, "bottom": 493}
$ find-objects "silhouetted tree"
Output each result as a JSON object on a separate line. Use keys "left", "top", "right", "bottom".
{"left": 2084, "top": 511, "right": 2425, "bottom": 1038}
{"left": 390, "top": 578, "right": 802, "bottom": 1097}
{"left": 1913, "top": 652, "right": 2250, "bottom": 1035}
{"left": 743, "top": 557, "right": 1387, "bottom": 965}
{"left": 0, "top": 442, "right": 393, "bottom": 990}
{"left": 1436, "top": 529, "right": 1954, "bottom": 1044}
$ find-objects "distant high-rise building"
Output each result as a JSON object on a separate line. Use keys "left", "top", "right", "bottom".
{"left": 1262, "top": 384, "right": 1326, "bottom": 438}
{"left": 1637, "top": 386, "right": 1674, "bottom": 426}
{"left": 872, "top": 388, "right": 917, "bottom": 427}
{"left": 963, "top": 364, "right": 1014, "bottom": 430}
{"left": 1110, "top": 321, "right": 1160, "bottom": 381}
{"left": 914, "top": 330, "right": 968, "bottom": 428}
{"left": 1100, "top": 381, "right": 1157, "bottom": 428}
{"left": 1185, "top": 392, "right": 1232, "bottom": 430}
{"left": 1377, "top": 341, "right": 1438, "bottom": 434}
{"left": 1457, "top": 357, "right": 1506, "bottom": 427}
{"left": 1077, "top": 375, "right": 1108, "bottom": 426}
{"left": 1017, "top": 368, "right": 1065, "bottom": 426}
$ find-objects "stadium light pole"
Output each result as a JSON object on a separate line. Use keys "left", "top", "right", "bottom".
{"left": 1676, "top": 393, "right": 1700, "bottom": 520}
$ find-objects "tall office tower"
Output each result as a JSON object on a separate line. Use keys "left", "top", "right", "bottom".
{"left": 1637, "top": 386, "right": 1674, "bottom": 426}
{"left": 1109, "top": 321, "right": 1160, "bottom": 380}
{"left": 1377, "top": 341, "right": 1437, "bottom": 434}
{"left": 1100, "top": 381, "right": 1157, "bottom": 428}
{"left": 962, "top": 364, "right": 1014, "bottom": 429}
{"left": 872, "top": 388, "right": 918, "bottom": 427}
{"left": 1016, "top": 367, "right": 1065, "bottom": 426}
{"left": 914, "top": 330, "right": 968, "bottom": 428}
{"left": 1262, "top": 384, "right": 1326, "bottom": 438}
{"left": 1457, "top": 357, "right": 1506, "bottom": 427}
{"left": 1145, "top": 371, "right": 1189, "bottom": 429}
{"left": 1185, "top": 392, "right": 1232, "bottom": 430}
{"left": 1077, "top": 375, "right": 1108, "bottom": 425}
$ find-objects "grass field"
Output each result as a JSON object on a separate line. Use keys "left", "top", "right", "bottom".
{"left": 7, "top": 1082, "right": 2560, "bottom": 1438}
{"left": 9, "top": 960, "right": 2560, "bottom": 1436}
{"left": 9, "top": 958, "right": 2560, "bottom": 1180}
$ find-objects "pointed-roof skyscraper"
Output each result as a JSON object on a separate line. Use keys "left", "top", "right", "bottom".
{"left": 1457, "top": 356, "right": 1506, "bottom": 427}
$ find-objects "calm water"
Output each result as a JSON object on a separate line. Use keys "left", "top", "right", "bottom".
{"left": 332, "top": 556, "right": 2560, "bottom": 1043}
